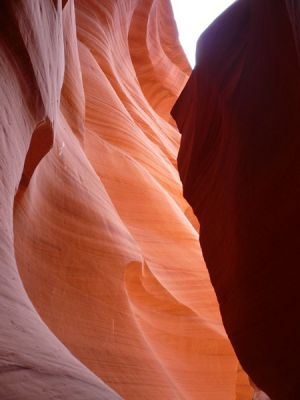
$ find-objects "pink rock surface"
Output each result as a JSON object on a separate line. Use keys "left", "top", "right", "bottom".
{"left": 1, "top": 1, "right": 252, "bottom": 399}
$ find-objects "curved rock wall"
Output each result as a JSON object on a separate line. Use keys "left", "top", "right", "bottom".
{"left": 1, "top": 1, "right": 252, "bottom": 399}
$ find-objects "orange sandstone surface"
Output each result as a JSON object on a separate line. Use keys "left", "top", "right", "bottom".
{"left": 0, "top": 1, "right": 252, "bottom": 399}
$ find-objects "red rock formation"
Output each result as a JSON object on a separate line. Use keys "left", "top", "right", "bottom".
{"left": 172, "top": 1, "right": 300, "bottom": 399}
{"left": 1, "top": 0, "right": 253, "bottom": 399}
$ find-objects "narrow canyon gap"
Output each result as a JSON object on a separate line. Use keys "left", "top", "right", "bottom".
{"left": 0, "top": 1, "right": 254, "bottom": 399}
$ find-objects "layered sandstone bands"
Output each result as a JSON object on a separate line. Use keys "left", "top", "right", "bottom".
{"left": 1, "top": 1, "right": 252, "bottom": 399}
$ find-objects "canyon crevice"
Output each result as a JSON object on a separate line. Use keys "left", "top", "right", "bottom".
{"left": 1, "top": 0, "right": 285, "bottom": 399}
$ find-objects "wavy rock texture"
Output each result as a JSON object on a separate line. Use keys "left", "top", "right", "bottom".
{"left": 1, "top": 1, "right": 253, "bottom": 399}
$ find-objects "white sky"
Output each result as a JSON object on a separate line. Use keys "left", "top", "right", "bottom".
{"left": 170, "top": 0, "right": 236, "bottom": 67}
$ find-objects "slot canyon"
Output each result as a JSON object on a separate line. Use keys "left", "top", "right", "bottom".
{"left": 0, "top": 1, "right": 299, "bottom": 399}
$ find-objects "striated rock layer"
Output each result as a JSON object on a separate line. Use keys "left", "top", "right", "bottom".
{"left": 1, "top": 1, "right": 252, "bottom": 399}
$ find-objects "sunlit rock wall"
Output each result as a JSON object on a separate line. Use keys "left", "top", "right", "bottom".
{"left": 1, "top": 0, "right": 252, "bottom": 399}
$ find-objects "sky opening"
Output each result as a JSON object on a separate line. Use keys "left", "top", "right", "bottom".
{"left": 170, "top": 0, "right": 236, "bottom": 67}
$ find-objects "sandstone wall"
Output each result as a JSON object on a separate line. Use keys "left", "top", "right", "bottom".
{"left": 0, "top": 1, "right": 251, "bottom": 399}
